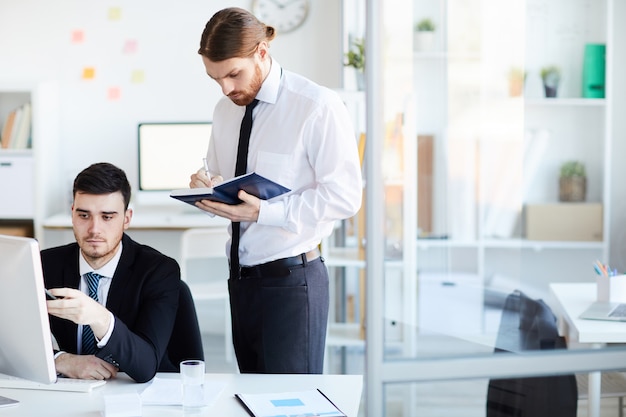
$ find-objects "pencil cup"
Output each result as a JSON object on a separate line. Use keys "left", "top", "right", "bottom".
{"left": 180, "top": 360, "right": 206, "bottom": 411}
{"left": 597, "top": 274, "right": 626, "bottom": 303}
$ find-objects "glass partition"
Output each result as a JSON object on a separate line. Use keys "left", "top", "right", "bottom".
{"left": 358, "top": 0, "right": 626, "bottom": 416}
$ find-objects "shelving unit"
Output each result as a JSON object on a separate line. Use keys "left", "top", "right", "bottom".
{"left": 0, "top": 81, "right": 61, "bottom": 245}
{"left": 411, "top": 0, "right": 613, "bottom": 302}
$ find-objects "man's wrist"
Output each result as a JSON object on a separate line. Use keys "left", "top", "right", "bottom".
{"left": 53, "top": 351, "right": 67, "bottom": 377}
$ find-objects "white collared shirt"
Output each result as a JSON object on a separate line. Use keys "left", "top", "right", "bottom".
{"left": 206, "top": 59, "right": 363, "bottom": 266}
{"left": 76, "top": 242, "right": 122, "bottom": 352}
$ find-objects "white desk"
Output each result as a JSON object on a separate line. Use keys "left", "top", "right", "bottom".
{"left": 550, "top": 282, "right": 626, "bottom": 417}
{"left": 0, "top": 373, "right": 363, "bottom": 416}
{"left": 42, "top": 210, "right": 229, "bottom": 259}
{"left": 43, "top": 209, "right": 229, "bottom": 230}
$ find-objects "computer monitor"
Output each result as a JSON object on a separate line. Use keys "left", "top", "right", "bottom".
{"left": 136, "top": 122, "right": 212, "bottom": 208}
{"left": 0, "top": 234, "right": 57, "bottom": 384}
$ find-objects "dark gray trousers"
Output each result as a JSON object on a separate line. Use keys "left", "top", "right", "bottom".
{"left": 228, "top": 257, "right": 329, "bottom": 374}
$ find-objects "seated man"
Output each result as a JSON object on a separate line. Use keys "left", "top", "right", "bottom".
{"left": 44, "top": 162, "right": 181, "bottom": 383}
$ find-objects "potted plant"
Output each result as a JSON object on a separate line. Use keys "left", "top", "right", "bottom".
{"left": 508, "top": 67, "right": 526, "bottom": 97}
{"left": 414, "top": 18, "right": 435, "bottom": 52}
{"left": 540, "top": 65, "right": 561, "bottom": 98}
{"left": 344, "top": 37, "right": 365, "bottom": 90}
{"left": 559, "top": 160, "right": 586, "bottom": 202}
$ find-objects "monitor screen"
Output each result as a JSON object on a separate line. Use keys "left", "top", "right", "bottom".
{"left": 136, "top": 122, "right": 212, "bottom": 208}
{"left": 0, "top": 234, "right": 57, "bottom": 384}
{"left": 138, "top": 122, "right": 212, "bottom": 191}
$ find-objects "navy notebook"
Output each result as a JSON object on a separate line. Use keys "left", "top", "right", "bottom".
{"left": 170, "top": 172, "right": 290, "bottom": 206}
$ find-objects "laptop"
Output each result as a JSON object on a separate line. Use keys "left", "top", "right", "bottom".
{"left": 579, "top": 301, "right": 626, "bottom": 322}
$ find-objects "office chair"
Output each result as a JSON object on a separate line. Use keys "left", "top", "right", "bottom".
{"left": 159, "top": 280, "right": 204, "bottom": 372}
{"left": 486, "top": 290, "right": 578, "bottom": 417}
{"left": 179, "top": 227, "right": 233, "bottom": 363}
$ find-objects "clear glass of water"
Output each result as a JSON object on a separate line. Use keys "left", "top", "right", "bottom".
{"left": 180, "top": 360, "right": 206, "bottom": 411}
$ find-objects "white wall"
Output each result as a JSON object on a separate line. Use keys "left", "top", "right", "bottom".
{"left": 0, "top": 0, "right": 342, "bottom": 208}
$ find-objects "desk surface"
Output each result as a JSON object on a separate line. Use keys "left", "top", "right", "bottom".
{"left": 550, "top": 282, "right": 626, "bottom": 344}
{"left": 43, "top": 209, "right": 229, "bottom": 230}
{"left": 0, "top": 373, "right": 363, "bottom": 416}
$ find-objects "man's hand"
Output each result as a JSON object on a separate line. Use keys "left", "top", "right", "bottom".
{"left": 46, "top": 288, "right": 111, "bottom": 340}
{"left": 55, "top": 353, "right": 118, "bottom": 380}
{"left": 189, "top": 167, "right": 223, "bottom": 189}
{"left": 195, "top": 190, "right": 261, "bottom": 222}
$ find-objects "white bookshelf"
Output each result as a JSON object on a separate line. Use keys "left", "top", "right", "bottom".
{"left": 0, "top": 81, "right": 61, "bottom": 245}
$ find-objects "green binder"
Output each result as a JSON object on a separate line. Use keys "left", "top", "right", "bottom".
{"left": 582, "top": 44, "right": 606, "bottom": 98}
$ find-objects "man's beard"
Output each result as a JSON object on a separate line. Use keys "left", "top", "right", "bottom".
{"left": 229, "top": 64, "right": 263, "bottom": 106}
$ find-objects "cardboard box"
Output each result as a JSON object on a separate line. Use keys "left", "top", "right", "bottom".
{"left": 524, "top": 203, "right": 603, "bottom": 241}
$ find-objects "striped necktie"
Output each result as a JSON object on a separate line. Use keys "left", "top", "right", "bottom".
{"left": 230, "top": 99, "right": 259, "bottom": 279}
{"left": 81, "top": 272, "right": 102, "bottom": 355}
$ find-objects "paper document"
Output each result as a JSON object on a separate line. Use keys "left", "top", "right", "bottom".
{"left": 235, "top": 388, "right": 346, "bottom": 417}
{"left": 0, "top": 395, "right": 18, "bottom": 408}
{"left": 140, "top": 377, "right": 225, "bottom": 407}
{"left": 170, "top": 172, "right": 290, "bottom": 205}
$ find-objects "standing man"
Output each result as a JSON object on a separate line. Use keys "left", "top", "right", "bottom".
{"left": 190, "top": 7, "right": 362, "bottom": 374}
{"left": 44, "top": 162, "right": 181, "bottom": 382}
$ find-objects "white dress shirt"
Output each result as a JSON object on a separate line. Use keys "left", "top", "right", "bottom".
{"left": 206, "top": 59, "right": 363, "bottom": 266}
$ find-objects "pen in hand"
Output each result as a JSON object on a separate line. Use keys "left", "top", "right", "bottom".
{"left": 202, "top": 158, "right": 212, "bottom": 185}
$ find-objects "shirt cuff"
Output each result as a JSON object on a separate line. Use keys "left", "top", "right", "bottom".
{"left": 257, "top": 199, "right": 287, "bottom": 228}
{"left": 96, "top": 312, "right": 115, "bottom": 348}
{"left": 53, "top": 350, "right": 66, "bottom": 360}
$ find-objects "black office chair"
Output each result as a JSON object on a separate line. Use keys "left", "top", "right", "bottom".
{"left": 486, "top": 290, "right": 578, "bottom": 417}
{"left": 158, "top": 280, "right": 204, "bottom": 372}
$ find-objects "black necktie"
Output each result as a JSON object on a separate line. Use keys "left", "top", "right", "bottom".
{"left": 81, "top": 272, "right": 102, "bottom": 355}
{"left": 230, "top": 99, "right": 259, "bottom": 279}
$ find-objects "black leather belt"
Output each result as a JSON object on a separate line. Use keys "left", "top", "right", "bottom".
{"left": 237, "top": 249, "right": 321, "bottom": 279}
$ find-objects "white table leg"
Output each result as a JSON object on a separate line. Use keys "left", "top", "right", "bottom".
{"left": 588, "top": 370, "right": 602, "bottom": 417}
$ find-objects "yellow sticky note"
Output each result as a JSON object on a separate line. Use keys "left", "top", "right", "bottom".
{"left": 107, "top": 87, "right": 121, "bottom": 101}
{"left": 71, "top": 30, "right": 84, "bottom": 44}
{"left": 130, "top": 70, "right": 145, "bottom": 84}
{"left": 108, "top": 7, "right": 122, "bottom": 21}
{"left": 82, "top": 67, "right": 95, "bottom": 80}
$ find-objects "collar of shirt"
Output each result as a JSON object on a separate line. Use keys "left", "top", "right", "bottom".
{"left": 79, "top": 241, "right": 123, "bottom": 280}
{"left": 255, "top": 58, "right": 281, "bottom": 105}
{"left": 78, "top": 241, "right": 123, "bottom": 305}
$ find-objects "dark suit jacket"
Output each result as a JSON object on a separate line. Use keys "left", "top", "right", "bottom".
{"left": 41, "top": 233, "right": 180, "bottom": 383}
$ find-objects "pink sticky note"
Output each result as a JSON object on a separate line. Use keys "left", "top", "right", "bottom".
{"left": 71, "top": 30, "right": 84, "bottom": 44}
{"left": 123, "top": 39, "right": 137, "bottom": 54}
{"left": 107, "top": 87, "right": 121, "bottom": 100}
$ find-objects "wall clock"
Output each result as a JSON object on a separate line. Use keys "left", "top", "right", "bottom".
{"left": 251, "top": 0, "right": 310, "bottom": 34}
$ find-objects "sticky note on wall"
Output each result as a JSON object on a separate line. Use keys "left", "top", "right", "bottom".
{"left": 107, "top": 87, "right": 121, "bottom": 101}
{"left": 123, "top": 39, "right": 138, "bottom": 54}
{"left": 71, "top": 30, "right": 84, "bottom": 44}
{"left": 130, "top": 70, "right": 145, "bottom": 84}
{"left": 82, "top": 67, "right": 95, "bottom": 80}
{"left": 108, "top": 7, "right": 122, "bottom": 21}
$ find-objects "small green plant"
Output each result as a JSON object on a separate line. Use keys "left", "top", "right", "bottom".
{"left": 415, "top": 18, "right": 435, "bottom": 32}
{"left": 508, "top": 67, "right": 526, "bottom": 81}
{"left": 507, "top": 66, "right": 526, "bottom": 96}
{"left": 540, "top": 65, "right": 561, "bottom": 87}
{"left": 560, "top": 160, "right": 586, "bottom": 178}
{"left": 344, "top": 37, "right": 365, "bottom": 72}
